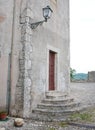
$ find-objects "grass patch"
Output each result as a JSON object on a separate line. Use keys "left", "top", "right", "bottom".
{"left": 70, "top": 112, "right": 93, "bottom": 122}
{"left": 59, "top": 122, "right": 68, "bottom": 127}
{"left": 48, "top": 128, "right": 55, "bottom": 130}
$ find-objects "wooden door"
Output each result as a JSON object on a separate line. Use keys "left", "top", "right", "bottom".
{"left": 49, "top": 51, "right": 55, "bottom": 90}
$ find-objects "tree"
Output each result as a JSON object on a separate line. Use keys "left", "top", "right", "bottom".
{"left": 70, "top": 68, "right": 76, "bottom": 81}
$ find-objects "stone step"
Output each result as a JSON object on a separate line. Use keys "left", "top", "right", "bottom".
{"left": 31, "top": 105, "right": 87, "bottom": 122}
{"left": 37, "top": 102, "right": 80, "bottom": 110}
{"left": 42, "top": 97, "right": 74, "bottom": 104}
{"left": 46, "top": 95, "right": 68, "bottom": 99}
{"left": 46, "top": 91, "right": 68, "bottom": 95}
{"left": 31, "top": 92, "right": 82, "bottom": 121}
{"left": 32, "top": 107, "right": 80, "bottom": 116}
{"left": 45, "top": 91, "right": 68, "bottom": 99}
{"left": 31, "top": 113, "right": 69, "bottom": 122}
{"left": 31, "top": 107, "right": 84, "bottom": 121}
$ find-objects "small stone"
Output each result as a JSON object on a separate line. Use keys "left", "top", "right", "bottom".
{"left": 0, "top": 128, "right": 5, "bottom": 130}
{"left": 14, "top": 118, "right": 24, "bottom": 127}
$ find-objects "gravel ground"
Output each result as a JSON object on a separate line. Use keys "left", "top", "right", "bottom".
{"left": 0, "top": 118, "right": 95, "bottom": 130}
{"left": 70, "top": 82, "right": 95, "bottom": 107}
{"left": 0, "top": 82, "right": 95, "bottom": 130}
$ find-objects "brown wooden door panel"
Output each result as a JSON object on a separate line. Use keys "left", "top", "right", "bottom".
{"left": 49, "top": 51, "right": 55, "bottom": 90}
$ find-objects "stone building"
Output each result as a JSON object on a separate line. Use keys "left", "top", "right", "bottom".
{"left": 88, "top": 71, "right": 95, "bottom": 82}
{"left": 0, "top": 0, "right": 70, "bottom": 118}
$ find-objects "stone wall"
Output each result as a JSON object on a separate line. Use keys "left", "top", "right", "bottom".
{"left": 15, "top": 8, "right": 33, "bottom": 117}
{"left": 88, "top": 71, "right": 95, "bottom": 82}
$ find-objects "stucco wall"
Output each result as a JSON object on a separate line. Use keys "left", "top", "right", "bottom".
{"left": 0, "top": 0, "right": 13, "bottom": 110}
{"left": 19, "top": 0, "right": 70, "bottom": 117}
{"left": 30, "top": 0, "right": 70, "bottom": 109}
{"left": 0, "top": 0, "right": 70, "bottom": 117}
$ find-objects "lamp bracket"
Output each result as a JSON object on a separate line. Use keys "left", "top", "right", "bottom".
{"left": 31, "top": 19, "right": 47, "bottom": 29}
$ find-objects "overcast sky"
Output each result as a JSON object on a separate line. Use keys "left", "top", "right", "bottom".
{"left": 70, "top": 0, "right": 95, "bottom": 73}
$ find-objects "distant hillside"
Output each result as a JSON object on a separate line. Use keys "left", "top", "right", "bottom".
{"left": 73, "top": 73, "right": 88, "bottom": 80}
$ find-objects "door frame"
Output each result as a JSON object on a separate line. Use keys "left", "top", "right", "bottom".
{"left": 46, "top": 45, "right": 60, "bottom": 91}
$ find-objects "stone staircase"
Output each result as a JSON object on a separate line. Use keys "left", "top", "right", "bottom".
{"left": 31, "top": 91, "right": 81, "bottom": 121}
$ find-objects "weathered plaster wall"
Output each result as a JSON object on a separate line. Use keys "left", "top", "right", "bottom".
{"left": 9, "top": 0, "right": 22, "bottom": 116}
{"left": 29, "top": 0, "right": 70, "bottom": 109}
{"left": 0, "top": 0, "right": 70, "bottom": 117}
{"left": 12, "top": 0, "right": 70, "bottom": 117}
{"left": 0, "top": 0, "right": 13, "bottom": 110}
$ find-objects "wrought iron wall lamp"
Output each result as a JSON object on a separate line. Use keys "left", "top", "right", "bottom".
{"left": 31, "top": 6, "right": 53, "bottom": 29}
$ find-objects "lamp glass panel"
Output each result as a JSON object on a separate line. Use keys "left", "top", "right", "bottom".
{"left": 43, "top": 8, "right": 49, "bottom": 19}
{"left": 48, "top": 10, "right": 52, "bottom": 18}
